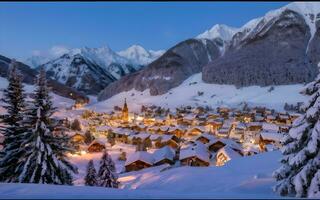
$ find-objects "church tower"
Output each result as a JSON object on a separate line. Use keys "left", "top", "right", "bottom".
{"left": 122, "top": 98, "right": 129, "bottom": 122}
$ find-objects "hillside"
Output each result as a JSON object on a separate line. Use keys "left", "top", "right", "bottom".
{"left": 93, "top": 73, "right": 307, "bottom": 113}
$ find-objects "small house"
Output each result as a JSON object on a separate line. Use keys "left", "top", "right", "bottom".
{"left": 87, "top": 139, "right": 106, "bottom": 153}
{"left": 195, "top": 133, "right": 216, "bottom": 144}
{"left": 216, "top": 146, "right": 242, "bottom": 166}
{"left": 180, "top": 142, "right": 210, "bottom": 167}
{"left": 153, "top": 146, "right": 176, "bottom": 166}
{"left": 71, "top": 133, "right": 86, "bottom": 144}
{"left": 155, "top": 134, "right": 179, "bottom": 149}
{"left": 125, "top": 151, "right": 154, "bottom": 172}
{"left": 187, "top": 126, "right": 205, "bottom": 136}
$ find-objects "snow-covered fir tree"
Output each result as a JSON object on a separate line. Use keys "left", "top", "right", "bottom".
{"left": 273, "top": 70, "right": 320, "bottom": 198}
{"left": 98, "top": 150, "right": 119, "bottom": 188}
{"left": 84, "top": 159, "right": 98, "bottom": 186}
{"left": 18, "top": 67, "right": 77, "bottom": 185}
{"left": 0, "top": 60, "right": 27, "bottom": 182}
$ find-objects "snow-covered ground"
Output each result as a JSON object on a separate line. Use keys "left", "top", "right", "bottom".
{"left": 90, "top": 73, "right": 307, "bottom": 113}
{"left": 0, "top": 151, "right": 282, "bottom": 199}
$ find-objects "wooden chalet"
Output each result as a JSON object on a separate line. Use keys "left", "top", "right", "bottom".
{"left": 180, "top": 142, "right": 210, "bottom": 167}
{"left": 87, "top": 139, "right": 106, "bottom": 153}
{"left": 125, "top": 151, "right": 154, "bottom": 172}
{"left": 153, "top": 146, "right": 176, "bottom": 166}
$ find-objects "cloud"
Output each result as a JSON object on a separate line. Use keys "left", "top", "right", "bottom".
{"left": 49, "top": 45, "right": 70, "bottom": 57}
{"left": 30, "top": 45, "right": 70, "bottom": 58}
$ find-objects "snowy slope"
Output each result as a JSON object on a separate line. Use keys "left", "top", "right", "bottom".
{"left": 0, "top": 151, "right": 282, "bottom": 198}
{"left": 90, "top": 73, "right": 307, "bottom": 113}
{"left": 117, "top": 45, "right": 165, "bottom": 65}
{"left": 230, "top": 2, "right": 320, "bottom": 50}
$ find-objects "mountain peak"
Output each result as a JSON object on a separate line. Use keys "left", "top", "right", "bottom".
{"left": 117, "top": 45, "right": 164, "bottom": 65}
{"left": 196, "top": 24, "right": 239, "bottom": 42}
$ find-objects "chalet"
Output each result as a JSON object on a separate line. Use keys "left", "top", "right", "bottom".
{"left": 279, "top": 125, "right": 290, "bottom": 133}
{"left": 187, "top": 126, "right": 205, "bottom": 136}
{"left": 125, "top": 151, "right": 154, "bottom": 172}
{"left": 205, "top": 119, "right": 223, "bottom": 132}
{"left": 183, "top": 113, "right": 196, "bottom": 124}
{"left": 195, "top": 133, "right": 216, "bottom": 144}
{"left": 87, "top": 139, "right": 106, "bottom": 153}
{"left": 259, "top": 131, "right": 284, "bottom": 148}
{"left": 112, "top": 128, "right": 134, "bottom": 143}
{"left": 71, "top": 133, "right": 86, "bottom": 144}
{"left": 168, "top": 126, "right": 186, "bottom": 138}
{"left": 128, "top": 132, "right": 151, "bottom": 145}
{"left": 277, "top": 113, "right": 291, "bottom": 125}
{"left": 155, "top": 134, "right": 179, "bottom": 149}
{"left": 153, "top": 146, "right": 176, "bottom": 166}
{"left": 216, "top": 127, "right": 230, "bottom": 138}
{"left": 266, "top": 115, "right": 277, "bottom": 123}
{"left": 180, "top": 142, "right": 210, "bottom": 167}
{"left": 262, "top": 122, "right": 279, "bottom": 133}
{"left": 247, "top": 122, "right": 262, "bottom": 132}
{"left": 243, "top": 145, "right": 260, "bottom": 156}
{"left": 229, "top": 122, "right": 246, "bottom": 141}
{"left": 216, "top": 146, "right": 242, "bottom": 166}
{"left": 207, "top": 138, "right": 243, "bottom": 153}
{"left": 96, "top": 125, "right": 111, "bottom": 134}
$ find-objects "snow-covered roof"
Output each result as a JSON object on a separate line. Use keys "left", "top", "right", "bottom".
{"left": 153, "top": 146, "right": 175, "bottom": 163}
{"left": 180, "top": 142, "right": 210, "bottom": 163}
{"left": 235, "top": 122, "right": 246, "bottom": 130}
{"left": 150, "top": 134, "right": 162, "bottom": 140}
{"left": 266, "top": 115, "right": 276, "bottom": 119}
{"left": 184, "top": 113, "right": 196, "bottom": 120}
{"left": 125, "top": 151, "right": 154, "bottom": 166}
{"left": 262, "top": 123, "right": 279, "bottom": 132}
{"left": 195, "top": 133, "right": 216, "bottom": 141}
{"left": 247, "top": 122, "right": 262, "bottom": 127}
{"left": 89, "top": 138, "right": 107, "bottom": 146}
{"left": 96, "top": 125, "right": 111, "bottom": 131}
{"left": 207, "top": 138, "right": 243, "bottom": 151}
{"left": 161, "top": 134, "right": 175, "bottom": 143}
{"left": 159, "top": 126, "right": 170, "bottom": 132}
{"left": 133, "top": 132, "right": 150, "bottom": 140}
{"left": 260, "top": 131, "right": 283, "bottom": 142}
{"left": 217, "top": 146, "right": 241, "bottom": 160}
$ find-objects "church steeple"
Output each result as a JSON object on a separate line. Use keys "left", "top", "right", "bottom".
{"left": 122, "top": 98, "right": 129, "bottom": 122}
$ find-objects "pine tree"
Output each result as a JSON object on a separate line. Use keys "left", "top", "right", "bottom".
{"left": 0, "top": 60, "right": 27, "bottom": 182}
{"left": 98, "top": 151, "right": 119, "bottom": 188}
{"left": 273, "top": 72, "right": 320, "bottom": 198}
{"left": 18, "top": 67, "right": 78, "bottom": 185}
{"left": 84, "top": 160, "right": 98, "bottom": 186}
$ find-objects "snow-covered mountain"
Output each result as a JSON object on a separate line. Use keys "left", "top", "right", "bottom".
{"left": 98, "top": 2, "right": 320, "bottom": 101}
{"left": 204, "top": 2, "right": 320, "bottom": 87}
{"left": 27, "top": 45, "right": 164, "bottom": 94}
{"left": 196, "top": 24, "right": 239, "bottom": 53}
{"left": 0, "top": 54, "right": 88, "bottom": 103}
{"left": 41, "top": 47, "right": 140, "bottom": 94}
{"left": 117, "top": 45, "right": 165, "bottom": 66}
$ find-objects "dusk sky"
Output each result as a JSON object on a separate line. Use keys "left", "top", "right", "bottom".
{"left": 0, "top": 2, "right": 289, "bottom": 60}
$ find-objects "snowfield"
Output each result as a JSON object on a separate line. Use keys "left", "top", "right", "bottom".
{"left": 91, "top": 73, "right": 307, "bottom": 113}
{"left": 0, "top": 151, "right": 282, "bottom": 199}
